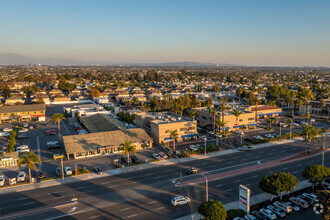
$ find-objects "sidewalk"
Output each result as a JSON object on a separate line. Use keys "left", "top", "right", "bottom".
{"left": 0, "top": 137, "right": 303, "bottom": 195}
{"left": 175, "top": 181, "right": 312, "bottom": 220}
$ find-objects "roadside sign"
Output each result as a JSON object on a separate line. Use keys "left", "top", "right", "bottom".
{"left": 239, "top": 184, "right": 250, "bottom": 214}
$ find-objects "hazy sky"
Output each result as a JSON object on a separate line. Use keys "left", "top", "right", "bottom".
{"left": 1, "top": 0, "right": 330, "bottom": 66}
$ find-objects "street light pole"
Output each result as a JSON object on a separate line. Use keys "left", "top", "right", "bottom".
{"left": 201, "top": 173, "right": 208, "bottom": 202}
{"left": 61, "top": 154, "right": 64, "bottom": 182}
{"left": 204, "top": 136, "right": 207, "bottom": 157}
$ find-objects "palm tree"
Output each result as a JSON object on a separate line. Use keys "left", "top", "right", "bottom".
{"left": 170, "top": 130, "right": 178, "bottom": 151}
{"left": 187, "top": 110, "right": 196, "bottom": 120}
{"left": 301, "top": 124, "right": 313, "bottom": 155}
{"left": 17, "top": 152, "right": 42, "bottom": 183}
{"left": 296, "top": 99, "right": 304, "bottom": 114}
{"left": 236, "top": 88, "right": 243, "bottom": 103}
{"left": 211, "top": 110, "right": 217, "bottom": 133}
{"left": 120, "top": 141, "right": 135, "bottom": 165}
{"left": 51, "top": 113, "right": 65, "bottom": 133}
{"left": 232, "top": 109, "right": 241, "bottom": 131}
{"left": 286, "top": 119, "right": 293, "bottom": 139}
{"left": 266, "top": 117, "right": 275, "bottom": 130}
{"left": 218, "top": 103, "right": 230, "bottom": 136}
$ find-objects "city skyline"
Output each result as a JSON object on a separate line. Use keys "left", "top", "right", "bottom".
{"left": 1, "top": 0, "right": 330, "bottom": 66}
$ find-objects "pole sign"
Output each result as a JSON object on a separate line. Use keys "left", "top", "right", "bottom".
{"left": 239, "top": 184, "right": 250, "bottom": 214}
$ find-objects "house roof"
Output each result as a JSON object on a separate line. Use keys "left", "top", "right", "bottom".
{"left": 0, "top": 104, "right": 45, "bottom": 114}
{"left": 80, "top": 114, "right": 121, "bottom": 133}
{"left": 63, "top": 128, "right": 153, "bottom": 154}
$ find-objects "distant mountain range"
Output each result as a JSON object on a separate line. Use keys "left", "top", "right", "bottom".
{"left": 0, "top": 53, "right": 236, "bottom": 67}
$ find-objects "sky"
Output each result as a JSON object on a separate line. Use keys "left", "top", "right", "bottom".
{"left": 0, "top": 0, "right": 330, "bottom": 66}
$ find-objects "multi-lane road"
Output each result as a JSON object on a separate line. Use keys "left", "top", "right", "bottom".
{"left": 0, "top": 140, "right": 328, "bottom": 220}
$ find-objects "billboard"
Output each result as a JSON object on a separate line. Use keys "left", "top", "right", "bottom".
{"left": 239, "top": 184, "right": 250, "bottom": 214}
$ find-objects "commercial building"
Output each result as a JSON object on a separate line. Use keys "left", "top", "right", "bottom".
{"left": 63, "top": 128, "right": 153, "bottom": 159}
{"left": 0, "top": 152, "right": 18, "bottom": 168}
{"left": 305, "top": 100, "right": 330, "bottom": 116}
{"left": 64, "top": 104, "right": 110, "bottom": 118}
{"left": 135, "top": 112, "right": 198, "bottom": 144}
{"left": 0, "top": 104, "right": 46, "bottom": 123}
{"left": 245, "top": 105, "right": 283, "bottom": 119}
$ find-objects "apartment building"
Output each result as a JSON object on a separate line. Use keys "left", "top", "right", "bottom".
{"left": 135, "top": 112, "right": 197, "bottom": 144}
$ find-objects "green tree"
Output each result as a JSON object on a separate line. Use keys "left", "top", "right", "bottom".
{"left": 303, "top": 164, "right": 330, "bottom": 189}
{"left": 286, "top": 119, "right": 293, "bottom": 139}
{"left": 89, "top": 88, "right": 100, "bottom": 98}
{"left": 120, "top": 141, "right": 135, "bottom": 165}
{"left": 198, "top": 199, "right": 227, "bottom": 220}
{"left": 187, "top": 110, "right": 196, "bottom": 120}
{"left": 170, "top": 130, "right": 178, "bottom": 151}
{"left": 232, "top": 109, "right": 241, "bottom": 131}
{"left": 236, "top": 87, "right": 243, "bottom": 103}
{"left": 318, "top": 190, "right": 330, "bottom": 219}
{"left": 295, "top": 99, "right": 304, "bottom": 113}
{"left": 17, "top": 152, "right": 42, "bottom": 183}
{"left": 8, "top": 130, "right": 16, "bottom": 152}
{"left": 218, "top": 103, "right": 230, "bottom": 136}
{"left": 51, "top": 113, "right": 65, "bottom": 133}
{"left": 266, "top": 117, "right": 275, "bottom": 130}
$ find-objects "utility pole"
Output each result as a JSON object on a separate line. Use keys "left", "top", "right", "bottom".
{"left": 280, "top": 123, "right": 281, "bottom": 136}
{"left": 202, "top": 173, "right": 208, "bottom": 201}
{"left": 204, "top": 136, "right": 207, "bottom": 157}
{"left": 61, "top": 154, "right": 64, "bottom": 182}
{"left": 322, "top": 151, "right": 324, "bottom": 166}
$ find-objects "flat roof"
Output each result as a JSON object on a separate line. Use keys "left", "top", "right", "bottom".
{"left": 138, "top": 112, "right": 194, "bottom": 124}
{"left": 80, "top": 114, "right": 123, "bottom": 133}
{"left": 0, "top": 104, "right": 45, "bottom": 114}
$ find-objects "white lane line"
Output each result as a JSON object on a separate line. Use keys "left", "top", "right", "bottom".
{"left": 75, "top": 186, "right": 85, "bottom": 190}
{"left": 100, "top": 182, "right": 109, "bottom": 185}
{"left": 210, "top": 165, "right": 217, "bottom": 168}
{"left": 280, "top": 150, "right": 286, "bottom": 153}
{"left": 234, "top": 179, "right": 241, "bottom": 182}
{"left": 120, "top": 207, "right": 130, "bottom": 211}
{"left": 292, "top": 171, "right": 299, "bottom": 174}
{"left": 283, "top": 167, "right": 288, "bottom": 170}
{"left": 127, "top": 214, "right": 138, "bottom": 218}
{"left": 271, "top": 149, "right": 277, "bottom": 151}
{"left": 148, "top": 201, "right": 157, "bottom": 204}
{"left": 245, "top": 184, "right": 251, "bottom": 187}
{"left": 216, "top": 184, "right": 223, "bottom": 187}
{"left": 82, "top": 190, "right": 94, "bottom": 193}
{"left": 296, "top": 164, "right": 302, "bottom": 166}
{"left": 226, "top": 161, "right": 233, "bottom": 164}
{"left": 153, "top": 176, "right": 162, "bottom": 179}
{"left": 201, "top": 162, "right": 208, "bottom": 165}
{"left": 156, "top": 207, "right": 165, "bottom": 210}
{"left": 24, "top": 202, "right": 36, "bottom": 205}
{"left": 225, "top": 188, "right": 232, "bottom": 192}
{"left": 126, "top": 177, "right": 133, "bottom": 180}
{"left": 90, "top": 215, "right": 101, "bottom": 219}
{"left": 108, "top": 185, "right": 118, "bottom": 188}
{"left": 145, "top": 173, "right": 153, "bottom": 176}
{"left": 17, "top": 198, "right": 28, "bottom": 201}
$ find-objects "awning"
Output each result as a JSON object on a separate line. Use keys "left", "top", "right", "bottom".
{"left": 164, "top": 137, "right": 173, "bottom": 140}
{"left": 248, "top": 124, "right": 257, "bottom": 126}
{"left": 275, "top": 112, "right": 283, "bottom": 114}
{"left": 258, "top": 114, "right": 265, "bottom": 116}
{"left": 266, "top": 113, "right": 273, "bottom": 115}
{"left": 220, "top": 127, "right": 230, "bottom": 130}
{"left": 233, "top": 125, "right": 243, "bottom": 128}
{"left": 181, "top": 134, "right": 198, "bottom": 138}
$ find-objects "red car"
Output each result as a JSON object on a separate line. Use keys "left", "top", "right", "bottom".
{"left": 45, "top": 129, "right": 56, "bottom": 133}
{"left": 74, "top": 127, "right": 84, "bottom": 131}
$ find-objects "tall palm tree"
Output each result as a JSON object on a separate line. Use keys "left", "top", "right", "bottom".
{"left": 120, "top": 141, "right": 135, "bottom": 165}
{"left": 296, "top": 99, "right": 304, "bottom": 114}
{"left": 301, "top": 124, "right": 313, "bottom": 155}
{"left": 51, "top": 113, "right": 66, "bottom": 133}
{"left": 286, "top": 119, "right": 293, "bottom": 139}
{"left": 17, "top": 152, "right": 42, "bottom": 183}
{"left": 218, "top": 103, "right": 230, "bottom": 136}
{"left": 170, "top": 130, "right": 178, "bottom": 151}
{"left": 187, "top": 110, "right": 196, "bottom": 120}
{"left": 266, "top": 117, "right": 275, "bottom": 130}
{"left": 232, "top": 109, "right": 241, "bottom": 131}
{"left": 211, "top": 110, "right": 217, "bottom": 133}
{"left": 236, "top": 88, "right": 243, "bottom": 103}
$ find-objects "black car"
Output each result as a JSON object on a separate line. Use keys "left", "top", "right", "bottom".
{"left": 121, "top": 156, "right": 130, "bottom": 164}
{"left": 251, "top": 211, "right": 269, "bottom": 220}
{"left": 48, "top": 144, "right": 61, "bottom": 150}
{"left": 17, "top": 134, "right": 30, "bottom": 139}
{"left": 93, "top": 167, "right": 103, "bottom": 174}
{"left": 37, "top": 171, "right": 45, "bottom": 179}
{"left": 55, "top": 167, "right": 62, "bottom": 176}
{"left": 130, "top": 154, "right": 140, "bottom": 163}
{"left": 186, "top": 168, "right": 198, "bottom": 175}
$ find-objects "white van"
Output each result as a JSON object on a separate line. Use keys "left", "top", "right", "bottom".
{"left": 273, "top": 201, "right": 292, "bottom": 213}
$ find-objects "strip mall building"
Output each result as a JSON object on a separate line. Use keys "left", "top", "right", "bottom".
{"left": 0, "top": 104, "right": 46, "bottom": 123}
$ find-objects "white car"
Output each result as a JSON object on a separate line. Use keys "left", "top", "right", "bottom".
{"left": 236, "top": 131, "right": 244, "bottom": 135}
{"left": 17, "top": 172, "right": 26, "bottom": 182}
{"left": 292, "top": 122, "right": 299, "bottom": 127}
{"left": 16, "top": 145, "right": 29, "bottom": 150}
{"left": 189, "top": 145, "right": 198, "bottom": 151}
{"left": 285, "top": 202, "right": 300, "bottom": 212}
{"left": 0, "top": 132, "right": 11, "bottom": 137}
{"left": 289, "top": 197, "right": 309, "bottom": 209}
{"left": 29, "top": 125, "right": 34, "bottom": 129}
{"left": 3, "top": 128, "right": 12, "bottom": 132}
{"left": 215, "top": 134, "right": 222, "bottom": 138}
{"left": 302, "top": 193, "right": 319, "bottom": 203}
{"left": 47, "top": 141, "right": 59, "bottom": 146}
{"left": 64, "top": 167, "right": 73, "bottom": 175}
{"left": 0, "top": 175, "right": 5, "bottom": 186}
{"left": 23, "top": 123, "right": 29, "bottom": 128}
{"left": 244, "top": 214, "right": 256, "bottom": 220}
{"left": 238, "top": 146, "right": 252, "bottom": 151}
{"left": 266, "top": 205, "right": 285, "bottom": 218}
{"left": 171, "top": 196, "right": 191, "bottom": 206}
{"left": 273, "top": 201, "right": 292, "bottom": 213}
{"left": 19, "top": 128, "right": 29, "bottom": 133}
{"left": 152, "top": 153, "right": 160, "bottom": 160}
{"left": 259, "top": 208, "right": 277, "bottom": 220}
{"left": 254, "top": 135, "right": 263, "bottom": 140}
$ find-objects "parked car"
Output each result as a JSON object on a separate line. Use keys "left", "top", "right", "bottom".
{"left": 297, "top": 195, "right": 314, "bottom": 205}
{"left": 302, "top": 193, "right": 319, "bottom": 202}
{"left": 121, "top": 155, "right": 130, "bottom": 164}
{"left": 37, "top": 171, "right": 45, "bottom": 179}
{"left": 171, "top": 196, "right": 191, "bottom": 206}
{"left": 265, "top": 134, "right": 273, "bottom": 139}
{"left": 189, "top": 145, "right": 199, "bottom": 151}
{"left": 238, "top": 146, "right": 252, "bottom": 151}
{"left": 130, "top": 154, "right": 141, "bottom": 163}
{"left": 285, "top": 202, "right": 300, "bottom": 212}
{"left": 64, "top": 167, "right": 73, "bottom": 175}
{"left": 244, "top": 213, "right": 257, "bottom": 220}
{"left": 271, "top": 134, "right": 278, "bottom": 138}
{"left": 196, "top": 144, "right": 203, "bottom": 149}
{"left": 17, "top": 134, "right": 30, "bottom": 139}
{"left": 19, "top": 128, "right": 29, "bottom": 133}
{"left": 93, "top": 167, "right": 103, "bottom": 174}
{"left": 159, "top": 152, "right": 168, "bottom": 159}
{"left": 74, "top": 127, "right": 84, "bottom": 131}
{"left": 53, "top": 154, "right": 64, "bottom": 160}
{"left": 254, "top": 135, "right": 264, "bottom": 140}
{"left": 152, "top": 153, "right": 160, "bottom": 160}
{"left": 29, "top": 125, "right": 34, "bottom": 130}
{"left": 259, "top": 208, "right": 277, "bottom": 220}
{"left": 16, "top": 145, "right": 29, "bottom": 150}
{"left": 267, "top": 205, "right": 286, "bottom": 218}
{"left": 73, "top": 123, "right": 81, "bottom": 128}
{"left": 273, "top": 201, "right": 292, "bottom": 213}
{"left": 0, "top": 175, "right": 5, "bottom": 186}
{"left": 292, "top": 122, "right": 299, "bottom": 127}
{"left": 47, "top": 141, "right": 61, "bottom": 149}
{"left": 0, "top": 132, "right": 11, "bottom": 137}
{"left": 55, "top": 167, "right": 62, "bottom": 176}
{"left": 185, "top": 168, "right": 198, "bottom": 175}
{"left": 17, "top": 172, "right": 27, "bottom": 182}
{"left": 45, "top": 129, "right": 56, "bottom": 134}
{"left": 250, "top": 211, "right": 268, "bottom": 220}
{"left": 3, "top": 128, "right": 12, "bottom": 132}
{"left": 23, "top": 123, "right": 29, "bottom": 128}
{"left": 289, "top": 197, "right": 309, "bottom": 209}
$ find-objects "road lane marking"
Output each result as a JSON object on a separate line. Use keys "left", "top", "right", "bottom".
{"left": 127, "top": 214, "right": 138, "bottom": 218}
{"left": 216, "top": 184, "right": 223, "bottom": 187}
{"left": 24, "top": 202, "right": 36, "bottom": 205}
{"left": 210, "top": 165, "right": 217, "bottom": 168}
{"left": 283, "top": 168, "right": 288, "bottom": 170}
{"left": 280, "top": 151, "right": 286, "bottom": 153}
{"left": 17, "top": 198, "right": 28, "bottom": 201}
{"left": 148, "top": 201, "right": 157, "bottom": 204}
{"left": 226, "top": 161, "right": 233, "bottom": 164}
{"left": 234, "top": 179, "right": 241, "bottom": 182}
{"left": 245, "top": 184, "right": 251, "bottom": 187}
{"left": 90, "top": 215, "right": 101, "bottom": 219}
{"left": 82, "top": 190, "right": 94, "bottom": 193}
{"left": 296, "top": 164, "right": 302, "bottom": 166}
{"left": 201, "top": 162, "right": 208, "bottom": 165}
{"left": 126, "top": 177, "right": 133, "bottom": 180}
{"left": 75, "top": 186, "right": 85, "bottom": 190}
{"left": 100, "top": 182, "right": 109, "bottom": 185}
{"left": 120, "top": 207, "right": 130, "bottom": 211}
{"left": 156, "top": 207, "right": 165, "bottom": 210}
{"left": 225, "top": 189, "right": 232, "bottom": 192}
{"left": 153, "top": 176, "right": 162, "bottom": 179}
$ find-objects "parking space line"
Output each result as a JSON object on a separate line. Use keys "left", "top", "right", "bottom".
{"left": 24, "top": 202, "right": 36, "bottom": 205}
{"left": 99, "top": 182, "right": 109, "bottom": 185}
{"left": 225, "top": 188, "right": 232, "bottom": 192}
{"left": 120, "top": 207, "right": 130, "bottom": 211}
{"left": 155, "top": 207, "right": 165, "bottom": 210}
{"left": 148, "top": 201, "right": 157, "bottom": 204}
{"left": 90, "top": 215, "right": 101, "bottom": 219}
{"left": 234, "top": 179, "right": 241, "bottom": 182}
{"left": 75, "top": 186, "right": 85, "bottom": 190}
{"left": 82, "top": 190, "right": 94, "bottom": 193}
{"left": 127, "top": 214, "right": 138, "bottom": 218}
{"left": 17, "top": 198, "right": 28, "bottom": 201}
{"left": 153, "top": 176, "right": 162, "bottom": 179}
